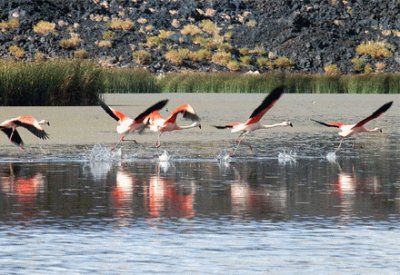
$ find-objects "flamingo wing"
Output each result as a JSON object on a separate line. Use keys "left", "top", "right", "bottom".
{"left": 100, "top": 101, "right": 128, "bottom": 122}
{"left": 134, "top": 99, "right": 169, "bottom": 122}
{"left": 165, "top": 104, "right": 200, "bottom": 124}
{"left": 311, "top": 119, "right": 342, "bottom": 128}
{"left": 213, "top": 123, "right": 240, "bottom": 129}
{"left": 13, "top": 117, "right": 49, "bottom": 139}
{"left": 352, "top": 101, "right": 393, "bottom": 129}
{"left": 0, "top": 128, "right": 24, "bottom": 147}
{"left": 246, "top": 86, "right": 285, "bottom": 124}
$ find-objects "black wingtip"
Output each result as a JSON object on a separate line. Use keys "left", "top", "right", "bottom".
{"left": 213, "top": 125, "right": 232, "bottom": 129}
{"left": 134, "top": 99, "right": 169, "bottom": 121}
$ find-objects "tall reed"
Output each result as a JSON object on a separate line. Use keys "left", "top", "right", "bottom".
{"left": 102, "top": 68, "right": 160, "bottom": 93}
{"left": 0, "top": 60, "right": 103, "bottom": 105}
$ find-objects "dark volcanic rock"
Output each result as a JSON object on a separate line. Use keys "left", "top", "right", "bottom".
{"left": 0, "top": 0, "right": 399, "bottom": 73}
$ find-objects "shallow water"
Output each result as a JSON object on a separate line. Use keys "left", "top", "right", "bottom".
{"left": 0, "top": 94, "right": 399, "bottom": 273}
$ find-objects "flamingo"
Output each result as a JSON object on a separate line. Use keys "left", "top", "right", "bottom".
{"left": 311, "top": 101, "right": 393, "bottom": 152}
{"left": 0, "top": 116, "right": 50, "bottom": 150}
{"left": 213, "top": 86, "right": 293, "bottom": 155}
{"left": 100, "top": 99, "right": 168, "bottom": 147}
{"left": 145, "top": 104, "right": 201, "bottom": 148}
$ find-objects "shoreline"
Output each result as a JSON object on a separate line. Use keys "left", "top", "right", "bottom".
{"left": 0, "top": 93, "right": 398, "bottom": 147}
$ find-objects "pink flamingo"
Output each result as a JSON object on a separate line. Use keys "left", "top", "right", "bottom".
{"left": 311, "top": 101, "right": 393, "bottom": 152}
{"left": 101, "top": 99, "right": 168, "bottom": 147}
{"left": 213, "top": 86, "right": 292, "bottom": 155}
{"left": 0, "top": 116, "right": 49, "bottom": 150}
{"left": 145, "top": 104, "right": 201, "bottom": 148}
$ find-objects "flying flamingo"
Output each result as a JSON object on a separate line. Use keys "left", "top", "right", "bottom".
{"left": 145, "top": 104, "right": 201, "bottom": 148}
{"left": 311, "top": 101, "right": 393, "bottom": 152}
{"left": 101, "top": 99, "right": 168, "bottom": 147}
{"left": 213, "top": 86, "right": 293, "bottom": 155}
{"left": 0, "top": 116, "right": 50, "bottom": 150}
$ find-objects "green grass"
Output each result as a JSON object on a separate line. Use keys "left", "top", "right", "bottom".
{"left": 102, "top": 68, "right": 160, "bottom": 93}
{"left": 0, "top": 60, "right": 398, "bottom": 106}
{"left": 0, "top": 60, "right": 103, "bottom": 105}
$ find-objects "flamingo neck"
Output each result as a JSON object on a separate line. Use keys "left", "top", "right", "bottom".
{"left": 177, "top": 122, "right": 200, "bottom": 130}
{"left": 261, "top": 121, "right": 290, "bottom": 129}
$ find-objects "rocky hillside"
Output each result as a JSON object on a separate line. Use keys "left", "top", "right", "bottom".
{"left": 0, "top": 0, "right": 399, "bottom": 74}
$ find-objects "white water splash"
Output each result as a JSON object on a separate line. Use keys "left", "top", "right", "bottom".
{"left": 158, "top": 150, "right": 171, "bottom": 162}
{"left": 85, "top": 144, "right": 122, "bottom": 162}
{"left": 217, "top": 150, "right": 232, "bottom": 163}
{"left": 278, "top": 150, "right": 297, "bottom": 164}
{"left": 326, "top": 152, "right": 337, "bottom": 162}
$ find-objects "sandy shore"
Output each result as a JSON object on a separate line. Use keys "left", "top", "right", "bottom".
{"left": 0, "top": 93, "right": 398, "bottom": 147}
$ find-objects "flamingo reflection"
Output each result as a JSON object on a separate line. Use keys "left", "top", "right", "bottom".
{"left": 146, "top": 164, "right": 195, "bottom": 218}
{"left": 229, "top": 166, "right": 287, "bottom": 216}
{"left": 0, "top": 164, "right": 44, "bottom": 218}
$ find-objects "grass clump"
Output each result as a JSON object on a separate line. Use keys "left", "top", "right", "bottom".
{"left": 9, "top": 45, "right": 25, "bottom": 59}
{"left": 356, "top": 41, "right": 395, "bottom": 59}
{"left": 133, "top": 50, "right": 151, "bottom": 65}
{"left": 109, "top": 18, "right": 134, "bottom": 30}
{"left": 199, "top": 20, "right": 219, "bottom": 35}
{"left": 59, "top": 33, "right": 82, "bottom": 49}
{"left": 181, "top": 24, "right": 202, "bottom": 36}
{"left": 211, "top": 51, "right": 232, "bottom": 66}
{"left": 0, "top": 60, "right": 103, "bottom": 105}
{"left": 97, "top": 40, "right": 113, "bottom": 48}
{"left": 273, "top": 57, "right": 293, "bottom": 69}
{"left": 165, "top": 49, "right": 190, "bottom": 65}
{"left": 0, "top": 18, "right": 20, "bottom": 31}
{"left": 324, "top": 64, "right": 341, "bottom": 76}
{"left": 33, "top": 20, "right": 56, "bottom": 35}
{"left": 74, "top": 49, "right": 89, "bottom": 59}
{"left": 351, "top": 57, "right": 365, "bottom": 72}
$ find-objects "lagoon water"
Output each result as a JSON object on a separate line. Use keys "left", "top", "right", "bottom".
{"left": 0, "top": 94, "right": 399, "bottom": 273}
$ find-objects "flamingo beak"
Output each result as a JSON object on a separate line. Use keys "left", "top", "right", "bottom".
{"left": 379, "top": 128, "right": 383, "bottom": 133}
{"left": 47, "top": 121, "right": 50, "bottom": 126}
{"left": 289, "top": 122, "right": 293, "bottom": 127}
{"left": 198, "top": 124, "right": 202, "bottom": 129}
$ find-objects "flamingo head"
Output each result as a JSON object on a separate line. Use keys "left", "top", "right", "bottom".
{"left": 39, "top": 120, "right": 50, "bottom": 126}
{"left": 285, "top": 121, "right": 293, "bottom": 127}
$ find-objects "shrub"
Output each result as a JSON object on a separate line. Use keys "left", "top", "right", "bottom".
{"left": 145, "top": 36, "right": 161, "bottom": 48}
{"left": 273, "top": 57, "right": 294, "bottom": 69}
{"left": 239, "top": 55, "right": 252, "bottom": 67}
{"left": 97, "top": 40, "right": 113, "bottom": 48}
{"left": 364, "top": 64, "right": 373, "bottom": 74}
{"left": 324, "top": 64, "right": 341, "bottom": 75}
{"left": 227, "top": 60, "right": 240, "bottom": 71}
{"left": 375, "top": 62, "right": 386, "bottom": 72}
{"left": 109, "top": 18, "right": 134, "bottom": 30}
{"left": 74, "top": 49, "right": 89, "bottom": 59}
{"left": 34, "top": 52, "right": 47, "bottom": 62}
{"left": 59, "top": 33, "right": 82, "bottom": 49}
{"left": 9, "top": 45, "right": 25, "bottom": 59}
{"left": 356, "top": 41, "right": 395, "bottom": 58}
{"left": 200, "top": 19, "right": 219, "bottom": 35}
{"left": 133, "top": 50, "right": 151, "bottom": 65}
{"left": 239, "top": 48, "right": 250, "bottom": 55}
{"left": 351, "top": 57, "right": 365, "bottom": 72}
{"left": 257, "top": 57, "right": 272, "bottom": 69}
{"left": 212, "top": 51, "right": 232, "bottom": 66}
{"left": 33, "top": 20, "right": 56, "bottom": 35}
{"left": 188, "top": 49, "right": 212, "bottom": 62}
{"left": 0, "top": 18, "right": 20, "bottom": 31}
{"left": 181, "top": 24, "right": 202, "bottom": 36}
{"left": 250, "top": 45, "right": 267, "bottom": 55}
{"left": 165, "top": 49, "right": 190, "bottom": 65}
{"left": 102, "top": 30, "right": 116, "bottom": 40}
{"left": 158, "top": 30, "right": 175, "bottom": 40}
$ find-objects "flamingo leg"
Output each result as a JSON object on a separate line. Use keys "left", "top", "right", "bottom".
{"left": 155, "top": 129, "right": 161, "bottom": 148}
{"left": 231, "top": 132, "right": 248, "bottom": 156}
{"left": 111, "top": 135, "right": 125, "bottom": 150}
{"left": 335, "top": 138, "right": 344, "bottom": 153}
{"left": 9, "top": 128, "right": 15, "bottom": 141}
